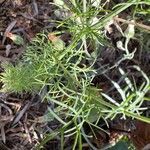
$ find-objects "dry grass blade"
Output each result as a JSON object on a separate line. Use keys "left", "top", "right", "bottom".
{"left": 12, "top": 101, "right": 31, "bottom": 126}
{"left": 24, "top": 122, "right": 32, "bottom": 143}
{"left": 0, "top": 103, "right": 13, "bottom": 143}
{"left": 1, "top": 124, "right": 6, "bottom": 143}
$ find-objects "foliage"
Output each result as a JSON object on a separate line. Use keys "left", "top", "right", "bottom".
{"left": 1, "top": 63, "right": 38, "bottom": 92}
{"left": 0, "top": 0, "right": 150, "bottom": 149}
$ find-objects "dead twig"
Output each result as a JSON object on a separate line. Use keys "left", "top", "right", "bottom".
{"left": 114, "top": 17, "right": 150, "bottom": 31}
{"left": 24, "top": 113, "right": 32, "bottom": 143}
{"left": 32, "top": 0, "right": 39, "bottom": 16}
{"left": 1, "top": 100, "right": 22, "bottom": 111}
{"left": 0, "top": 124, "right": 6, "bottom": 143}
{"left": 0, "top": 103, "right": 13, "bottom": 115}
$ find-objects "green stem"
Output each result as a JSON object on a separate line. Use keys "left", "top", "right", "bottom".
{"left": 92, "top": 0, "right": 135, "bottom": 29}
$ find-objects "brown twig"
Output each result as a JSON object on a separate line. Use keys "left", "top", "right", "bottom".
{"left": 113, "top": 17, "right": 150, "bottom": 31}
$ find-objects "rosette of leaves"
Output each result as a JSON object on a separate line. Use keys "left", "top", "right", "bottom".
{"left": 1, "top": 63, "right": 37, "bottom": 93}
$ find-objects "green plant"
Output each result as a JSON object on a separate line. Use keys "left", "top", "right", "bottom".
{"left": 108, "top": 136, "right": 136, "bottom": 150}
{"left": 1, "top": 63, "right": 38, "bottom": 93}
{"left": 1, "top": 0, "right": 150, "bottom": 149}
{"left": 1, "top": 32, "right": 150, "bottom": 149}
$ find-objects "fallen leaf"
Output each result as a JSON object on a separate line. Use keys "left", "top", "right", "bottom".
{"left": 5, "top": 32, "right": 24, "bottom": 45}
{"left": 130, "top": 121, "right": 150, "bottom": 150}
{"left": 48, "top": 33, "right": 65, "bottom": 50}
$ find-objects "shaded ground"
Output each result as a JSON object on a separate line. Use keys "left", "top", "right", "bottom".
{"left": 0, "top": 0, "right": 150, "bottom": 150}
